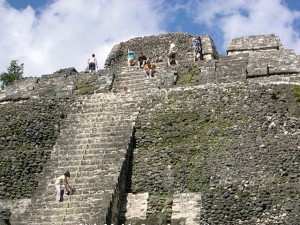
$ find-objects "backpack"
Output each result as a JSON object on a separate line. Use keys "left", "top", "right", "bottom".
{"left": 195, "top": 35, "right": 202, "bottom": 46}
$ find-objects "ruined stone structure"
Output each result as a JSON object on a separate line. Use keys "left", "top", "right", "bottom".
{"left": 0, "top": 32, "right": 299, "bottom": 225}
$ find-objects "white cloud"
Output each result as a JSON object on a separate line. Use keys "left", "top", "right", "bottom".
{"left": 0, "top": 0, "right": 167, "bottom": 76}
{"left": 185, "top": 0, "right": 300, "bottom": 54}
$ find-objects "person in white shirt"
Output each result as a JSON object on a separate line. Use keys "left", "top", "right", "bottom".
{"left": 87, "top": 54, "right": 98, "bottom": 74}
{"left": 167, "top": 41, "right": 178, "bottom": 66}
{"left": 55, "top": 171, "right": 71, "bottom": 203}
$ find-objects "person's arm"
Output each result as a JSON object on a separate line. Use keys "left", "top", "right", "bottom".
{"left": 197, "top": 43, "right": 201, "bottom": 50}
{"left": 63, "top": 178, "right": 71, "bottom": 191}
{"left": 95, "top": 58, "right": 98, "bottom": 68}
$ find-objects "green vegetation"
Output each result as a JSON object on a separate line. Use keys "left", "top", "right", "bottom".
{"left": 177, "top": 64, "right": 200, "bottom": 85}
{"left": 76, "top": 82, "right": 95, "bottom": 95}
{"left": 0, "top": 60, "right": 24, "bottom": 88}
{"left": 150, "top": 193, "right": 172, "bottom": 198}
{"left": 291, "top": 84, "right": 300, "bottom": 102}
{"left": 21, "top": 184, "right": 35, "bottom": 194}
{"left": 18, "top": 145, "right": 31, "bottom": 153}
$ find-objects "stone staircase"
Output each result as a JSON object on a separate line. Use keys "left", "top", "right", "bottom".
{"left": 11, "top": 92, "right": 142, "bottom": 225}
{"left": 113, "top": 62, "right": 178, "bottom": 92}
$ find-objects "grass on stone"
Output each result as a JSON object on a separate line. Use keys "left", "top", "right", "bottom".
{"left": 76, "top": 82, "right": 95, "bottom": 95}
{"left": 291, "top": 84, "right": 300, "bottom": 102}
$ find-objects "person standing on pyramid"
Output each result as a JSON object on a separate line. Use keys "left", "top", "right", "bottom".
{"left": 127, "top": 49, "right": 135, "bottom": 67}
{"left": 87, "top": 54, "right": 98, "bottom": 74}
{"left": 167, "top": 41, "right": 178, "bottom": 66}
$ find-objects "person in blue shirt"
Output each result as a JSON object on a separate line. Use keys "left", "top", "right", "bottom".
{"left": 192, "top": 37, "right": 202, "bottom": 62}
{"left": 127, "top": 49, "right": 135, "bottom": 67}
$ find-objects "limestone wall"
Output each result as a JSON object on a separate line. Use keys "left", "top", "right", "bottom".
{"left": 0, "top": 99, "right": 69, "bottom": 199}
{"left": 226, "top": 34, "right": 283, "bottom": 55}
{"left": 0, "top": 68, "right": 114, "bottom": 102}
{"left": 129, "top": 83, "right": 300, "bottom": 224}
{"left": 195, "top": 39, "right": 300, "bottom": 85}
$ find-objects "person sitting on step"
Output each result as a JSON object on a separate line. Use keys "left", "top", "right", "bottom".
{"left": 143, "top": 60, "right": 156, "bottom": 78}
{"left": 54, "top": 171, "right": 72, "bottom": 203}
{"left": 137, "top": 52, "right": 147, "bottom": 69}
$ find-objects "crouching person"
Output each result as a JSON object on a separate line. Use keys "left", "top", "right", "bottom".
{"left": 55, "top": 171, "right": 71, "bottom": 203}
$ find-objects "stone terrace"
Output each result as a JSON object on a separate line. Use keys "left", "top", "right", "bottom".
{"left": 197, "top": 34, "right": 300, "bottom": 85}
{"left": 226, "top": 34, "right": 283, "bottom": 55}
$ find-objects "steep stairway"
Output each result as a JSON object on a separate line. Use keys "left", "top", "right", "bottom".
{"left": 12, "top": 92, "right": 142, "bottom": 225}
{"left": 113, "top": 62, "right": 178, "bottom": 92}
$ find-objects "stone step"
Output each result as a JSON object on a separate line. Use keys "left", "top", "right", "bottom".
{"left": 51, "top": 147, "right": 124, "bottom": 155}
{"left": 73, "top": 97, "right": 139, "bottom": 104}
{"left": 63, "top": 119, "right": 137, "bottom": 126}
{"left": 37, "top": 181, "right": 113, "bottom": 194}
{"left": 41, "top": 167, "right": 107, "bottom": 183}
{"left": 58, "top": 130, "right": 131, "bottom": 139}
{"left": 56, "top": 136, "right": 129, "bottom": 144}
{"left": 33, "top": 189, "right": 110, "bottom": 203}
{"left": 77, "top": 92, "right": 139, "bottom": 99}
{"left": 115, "top": 82, "right": 158, "bottom": 89}
{"left": 116, "top": 69, "right": 175, "bottom": 78}
{"left": 71, "top": 100, "right": 140, "bottom": 107}
{"left": 120, "top": 64, "right": 169, "bottom": 71}
{"left": 70, "top": 110, "right": 140, "bottom": 116}
{"left": 49, "top": 158, "right": 105, "bottom": 167}
{"left": 50, "top": 158, "right": 124, "bottom": 173}
{"left": 36, "top": 191, "right": 113, "bottom": 206}
{"left": 66, "top": 110, "right": 139, "bottom": 118}
{"left": 114, "top": 77, "right": 160, "bottom": 86}
{"left": 74, "top": 102, "right": 139, "bottom": 109}
{"left": 61, "top": 125, "right": 132, "bottom": 132}
{"left": 68, "top": 106, "right": 140, "bottom": 113}
{"left": 63, "top": 118, "right": 137, "bottom": 126}
{"left": 50, "top": 152, "right": 116, "bottom": 161}
{"left": 27, "top": 205, "right": 100, "bottom": 218}
{"left": 80, "top": 92, "right": 139, "bottom": 98}
{"left": 114, "top": 84, "right": 160, "bottom": 92}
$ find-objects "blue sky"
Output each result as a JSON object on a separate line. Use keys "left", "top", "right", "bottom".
{"left": 1, "top": 0, "right": 300, "bottom": 77}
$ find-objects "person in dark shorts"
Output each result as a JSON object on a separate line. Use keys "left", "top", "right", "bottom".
{"left": 167, "top": 41, "right": 178, "bottom": 66}
{"left": 137, "top": 52, "right": 147, "bottom": 69}
{"left": 87, "top": 54, "right": 98, "bottom": 74}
